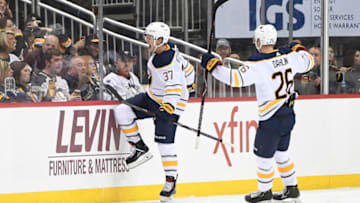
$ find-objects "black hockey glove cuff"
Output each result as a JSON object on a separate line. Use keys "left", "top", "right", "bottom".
{"left": 201, "top": 53, "right": 222, "bottom": 73}
{"left": 187, "top": 83, "right": 196, "bottom": 97}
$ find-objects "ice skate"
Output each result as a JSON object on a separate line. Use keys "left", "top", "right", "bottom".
{"left": 126, "top": 140, "right": 153, "bottom": 169}
{"left": 160, "top": 176, "right": 177, "bottom": 202}
{"left": 272, "top": 185, "right": 301, "bottom": 203}
{"left": 245, "top": 189, "right": 272, "bottom": 203}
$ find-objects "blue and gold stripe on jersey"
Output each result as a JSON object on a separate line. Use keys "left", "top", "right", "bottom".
{"left": 147, "top": 89, "right": 187, "bottom": 114}
{"left": 258, "top": 98, "right": 286, "bottom": 118}
{"left": 152, "top": 43, "right": 176, "bottom": 69}
{"left": 248, "top": 47, "right": 293, "bottom": 62}
{"left": 248, "top": 45, "right": 314, "bottom": 72}
{"left": 183, "top": 64, "right": 194, "bottom": 77}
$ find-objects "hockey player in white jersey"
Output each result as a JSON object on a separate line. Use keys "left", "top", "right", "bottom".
{"left": 113, "top": 22, "right": 191, "bottom": 202}
{"left": 201, "top": 24, "right": 314, "bottom": 203}
{"left": 103, "top": 51, "right": 144, "bottom": 100}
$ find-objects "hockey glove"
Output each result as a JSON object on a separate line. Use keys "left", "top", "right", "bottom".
{"left": 156, "top": 103, "right": 174, "bottom": 121}
{"left": 289, "top": 42, "right": 308, "bottom": 52}
{"left": 187, "top": 83, "right": 196, "bottom": 97}
{"left": 201, "top": 53, "right": 222, "bottom": 73}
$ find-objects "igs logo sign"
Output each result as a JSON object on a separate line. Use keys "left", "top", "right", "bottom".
{"left": 249, "top": 0, "right": 305, "bottom": 31}
{"left": 215, "top": 0, "right": 311, "bottom": 38}
{"left": 216, "top": 0, "right": 360, "bottom": 38}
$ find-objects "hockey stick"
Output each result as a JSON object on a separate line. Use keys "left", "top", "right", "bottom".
{"left": 196, "top": 0, "right": 229, "bottom": 149}
{"left": 105, "top": 84, "right": 234, "bottom": 147}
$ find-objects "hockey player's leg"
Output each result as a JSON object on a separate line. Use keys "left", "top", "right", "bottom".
{"left": 158, "top": 143, "right": 178, "bottom": 202}
{"left": 155, "top": 114, "right": 179, "bottom": 202}
{"left": 245, "top": 156, "right": 274, "bottom": 203}
{"left": 114, "top": 103, "right": 153, "bottom": 169}
{"left": 273, "top": 150, "right": 300, "bottom": 202}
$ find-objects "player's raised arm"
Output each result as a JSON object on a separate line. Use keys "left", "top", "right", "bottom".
{"left": 289, "top": 42, "right": 315, "bottom": 74}
{"left": 200, "top": 53, "right": 256, "bottom": 88}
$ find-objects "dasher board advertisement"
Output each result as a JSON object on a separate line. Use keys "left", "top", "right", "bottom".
{"left": 215, "top": 0, "right": 360, "bottom": 38}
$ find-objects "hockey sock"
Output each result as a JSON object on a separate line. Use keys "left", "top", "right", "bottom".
{"left": 256, "top": 155, "right": 275, "bottom": 192}
{"left": 158, "top": 143, "right": 178, "bottom": 178}
{"left": 114, "top": 103, "right": 141, "bottom": 143}
{"left": 275, "top": 150, "right": 298, "bottom": 186}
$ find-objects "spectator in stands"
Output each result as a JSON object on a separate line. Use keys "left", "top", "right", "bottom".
{"left": 338, "top": 49, "right": 360, "bottom": 93}
{"left": 82, "top": 54, "right": 98, "bottom": 79}
{"left": 77, "top": 34, "right": 108, "bottom": 77}
{"left": 327, "top": 46, "right": 343, "bottom": 93}
{"left": 63, "top": 55, "right": 99, "bottom": 100}
{"left": 296, "top": 46, "right": 342, "bottom": 94}
{"left": 63, "top": 56, "right": 86, "bottom": 93}
{"left": 0, "top": 0, "right": 13, "bottom": 19}
{"left": 10, "top": 61, "right": 38, "bottom": 102}
{"left": 31, "top": 48, "right": 81, "bottom": 101}
{"left": 0, "top": 28, "right": 20, "bottom": 63}
{"left": 340, "top": 49, "right": 360, "bottom": 72}
{"left": 3, "top": 17, "right": 26, "bottom": 59}
{"left": 353, "top": 49, "right": 360, "bottom": 65}
{"left": 22, "top": 15, "right": 51, "bottom": 54}
{"left": 0, "top": 60, "right": 13, "bottom": 102}
{"left": 22, "top": 25, "right": 35, "bottom": 57}
{"left": 295, "top": 46, "right": 321, "bottom": 95}
{"left": 329, "top": 47, "right": 338, "bottom": 67}
{"left": 47, "top": 23, "right": 72, "bottom": 56}
{"left": 82, "top": 54, "right": 100, "bottom": 99}
{"left": 103, "top": 50, "right": 143, "bottom": 100}
{"left": 25, "top": 34, "right": 60, "bottom": 73}
{"left": 216, "top": 38, "right": 232, "bottom": 62}
{"left": 80, "top": 34, "right": 100, "bottom": 61}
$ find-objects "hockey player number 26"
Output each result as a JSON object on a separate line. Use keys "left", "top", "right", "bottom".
{"left": 163, "top": 70, "right": 173, "bottom": 81}
{"left": 272, "top": 68, "right": 293, "bottom": 99}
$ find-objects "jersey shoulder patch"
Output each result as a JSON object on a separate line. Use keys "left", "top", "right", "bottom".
{"left": 152, "top": 45, "right": 175, "bottom": 68}
{"left": 248, "top": 47, "right": 293, "bottom": 62}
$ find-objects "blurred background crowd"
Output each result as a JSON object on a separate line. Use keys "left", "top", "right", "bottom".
{"left": 1, "top": 0, "right": 359, "bottom": 103}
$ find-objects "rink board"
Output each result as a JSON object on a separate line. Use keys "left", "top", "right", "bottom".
{"left": 0, "top": 95, "right": 359, "bottom": 202}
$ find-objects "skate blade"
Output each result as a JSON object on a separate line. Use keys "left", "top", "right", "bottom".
{"left": 160, "top": 194, "right": 174, "bottom": 202}
{"left": 127, "top": 152, "right": 154, "bottom": 169}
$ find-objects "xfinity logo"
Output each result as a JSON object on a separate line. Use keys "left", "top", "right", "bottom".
{"left": 213, "top": 106, "right": 258, "bottom": 167}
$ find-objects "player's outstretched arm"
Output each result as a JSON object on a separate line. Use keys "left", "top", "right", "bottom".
{"left": 201, "top": 53, "right": 244, "bottom": 88}
{"left": 289, "top": 42, "right": 315, "bottom": 74}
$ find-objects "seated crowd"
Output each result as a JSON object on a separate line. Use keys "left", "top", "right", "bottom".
{"left": 0, "top": 8, "right": 142, "bottom": 102}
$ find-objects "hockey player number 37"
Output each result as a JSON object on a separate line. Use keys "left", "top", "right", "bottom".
{"left": 272, "top": 68, "right": 293, "bottom": 99}
{"left": 163, "top": 70, "right": 173, "bottom": 81}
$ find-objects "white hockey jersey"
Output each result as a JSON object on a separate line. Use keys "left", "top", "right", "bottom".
{"left": 103, "top": 72, "right": 144, "bottom": 100}
{"left": 177, "top": 50, "right": 195, "bottom": 88}
{"left": 146, "top": 43, "right": 189, "bottom": 116}
{"left": 211, "top": 47, "right": 314, "bottom": 120}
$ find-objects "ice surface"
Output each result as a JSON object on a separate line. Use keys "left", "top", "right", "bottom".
{"left": 121, "top": 187, "right": 360, "bottom": 203}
